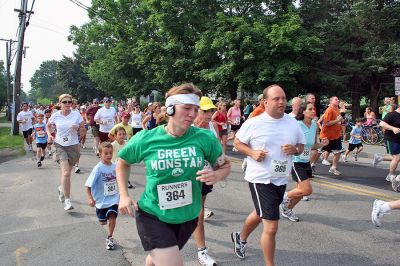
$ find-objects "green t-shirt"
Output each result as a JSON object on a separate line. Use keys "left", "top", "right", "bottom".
{"left": 118, "top": 125, "right": 223, "bottom": 224}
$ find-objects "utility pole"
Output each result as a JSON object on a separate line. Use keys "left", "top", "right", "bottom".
{"left": 12, "top": 0, "right": 31, "bottom": 135}
{"left": 6, "top": 40, "right": 12, "bottom": 121}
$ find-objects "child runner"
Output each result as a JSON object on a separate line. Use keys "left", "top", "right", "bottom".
{"left": 111, "top": 127, "right": 133, "bottom": 189}
{"left": 32, "top": 113, "right": 48, "bottom": 167}
{"left": 342, "top": 118, "right": 364, "bottom": 162}
{"left": 85, "top": 142, "right": 119, "bottom": 250}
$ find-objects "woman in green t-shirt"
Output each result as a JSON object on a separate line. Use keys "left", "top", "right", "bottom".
{"left": 116, "top": 83, "right": 231, "bottom": 266}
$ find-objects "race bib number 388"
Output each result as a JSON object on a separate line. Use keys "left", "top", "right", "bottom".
{"left": 157, "top": 181, "right": 192, "bottom": 210}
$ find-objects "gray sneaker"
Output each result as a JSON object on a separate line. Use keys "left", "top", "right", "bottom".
{"left": 231, "top": 232, "right": 246, "bottom": 259}
{"left": 372, "top": 154, "right": 383, "bottom": 167}
{"left": 281, "top": 208, "right": 300, "bottom": 222}
{"left": 329, "top": 167, "right": 341, "bottom": 176}
{"left": 390, "top": 175, "right": 400, "bottom": 192}
{"left": 371, "top": 199, "right": 386, "bottom": 227}
{"left": 58, "top": 186, "right": 65, "bottom": 203}
{"left": 385, "top": 174, "right": 395, "bottom": 182}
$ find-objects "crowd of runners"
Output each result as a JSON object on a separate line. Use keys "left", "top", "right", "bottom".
{"left": 15, "top": 83, "right": 400, "bottom": 266}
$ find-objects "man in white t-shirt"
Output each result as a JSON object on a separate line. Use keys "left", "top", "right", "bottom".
{"left": 288, "top": 97, "right": 303, "bottom": 118}
{"left": 94, "top": 97, "right": 118, "bottom": 143}
{"left": 17, "top": 102, "right": 36, "bottom": 151}
{"left": 230, "top": 85, "right": 306, "bottom": 265}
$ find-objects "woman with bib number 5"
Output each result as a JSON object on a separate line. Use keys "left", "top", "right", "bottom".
{"left": 116, "top": 83, "right": 231, "bottom": 266}
{"left": 46, "top": 94, "right": 86, "bottom": 211}
{"left": 280, "top": 102, "right": 329, "bottom": 222}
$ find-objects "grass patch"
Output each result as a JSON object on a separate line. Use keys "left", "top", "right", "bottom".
{"left": 0, "top": 127, "right": 25, "bottom": 154}
{"left": 0, "top": 114, "right": 10, "bottom": 123}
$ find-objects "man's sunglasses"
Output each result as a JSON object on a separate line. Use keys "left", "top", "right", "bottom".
{"left": 62, "top": 100, "right": 72, "bottom": 104}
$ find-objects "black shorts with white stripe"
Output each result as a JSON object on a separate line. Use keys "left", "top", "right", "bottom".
{"left": 291, "top": 162, "right": 313, "bottom": 183}
{"left": 248, "top": 182, "right": 286, "bottom": 221}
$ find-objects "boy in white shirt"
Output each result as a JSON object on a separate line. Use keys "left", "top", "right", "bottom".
{"left": 85, "top": 142, "right": 119, "bottom": 250}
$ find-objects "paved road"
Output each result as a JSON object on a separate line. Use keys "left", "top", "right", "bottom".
{"left": 1, "top": 136, "right": 399, "bottom": 266}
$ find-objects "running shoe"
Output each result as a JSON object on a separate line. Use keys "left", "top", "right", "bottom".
{"left": 48, "top": 152, "right": 53, "bottom": 159}
{"left": 231, "top": 232, "right": 246, "bottom": 259}
{"left": 127, "top": 181, "right": 134, "bottom": 189}
{"left": 311, "top": 164, "right": 316, "bottom": 174}
{"left": 302, "top": 196, "right": 310, "bottom": 201}
{"left": 341, "top": 155, "right": 348, "bottom": 162}
{"left": 372, "top": 154, "right": 383, "bottom": 167}
{"left": 204, "top": 208, "right": 214, "bottom": 219}
{"left": 74, "top": 165, "right": 81, "bottom": 174}
{"left": 58, "top": 186, "right": 65, "bottom": 203}
{"left": 390, "top": 175, "right": 400, "bottom": 192}
{"left": 106, "top": 237, "right": 115, "bottom": 250}
{"left": 37, "top": 161, "right": 42, "bottom": 168}
{"left": 371, "top": 199, "right": 386, "bottom": 227}
{"left": 354, "top": 153, "right": 358, "bottom": 161}
{"left": 241, "top": 158, "right": 247, "bottom": 172}
{"left": 198, "top": 248, "right": 217, "bottom": 266}
{"left": 28, "top": 145, "right": 32, "bottom": 151}
{"left": 64, "top": 199, "right": 74, "bottom": 211}
{"left": 281, "top": 208, "right": 300, "bottom": 222}
{"left": 329, "top": 167, "right": 341, "bottom": 176}
{"left": 385, "top": 174, "right": 395, "bottom": 182}
{"left": 232, "top": 147, "right": 238, "bottom": 152}
{"left": 322, "top": 159, "right": 331, "bottom": 166}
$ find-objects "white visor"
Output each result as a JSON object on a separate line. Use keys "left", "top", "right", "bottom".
{"left": 165, "top": 94, "right": 200, "bottom": 107}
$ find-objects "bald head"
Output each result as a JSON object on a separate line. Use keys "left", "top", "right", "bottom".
{"left": 291, "top": 97, "right": 303, "bottom": 115}
{"left": 263, "top": 85, "right": 287, "bottom": 118}
{"left": 306, "top": 93, "right": 316, "bottom": 105}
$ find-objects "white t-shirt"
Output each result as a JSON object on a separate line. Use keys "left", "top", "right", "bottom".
{"left": 17, "top": 110, "right": 35, "bottom": 131}
{"left": 48, "top": 110, "right": 83, "bottom": 146}
{"left": 111, "top": 140, "right": 126, "bottom": 163}
{"left": 94, "top": 107, "right": 117, "bottom": 133}
{"left": 130, "top": 112, "right": 143, "bottom": 128}
{"left": 236, "top": 113, "right": 306, "bottom": 185}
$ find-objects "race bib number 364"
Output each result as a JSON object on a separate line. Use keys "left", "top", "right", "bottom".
{"left": 157, "top": 181, "right": 192, "bottom": 210}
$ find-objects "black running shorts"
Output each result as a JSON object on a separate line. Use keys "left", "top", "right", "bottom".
{"left": 135, "top": 208, "right": 198, "bottom": 251}
{"left": 291, "top": 162, "right": 312, "bottom": 182}
{"left": 248, "top": 182, "right": 286, "bottom": 221}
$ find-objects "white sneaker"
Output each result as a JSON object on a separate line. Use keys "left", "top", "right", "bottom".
{"left": 241, "top": 158, "right": 247, "bottom": 172}
{"left": 302, "top": 196, "right": 310, "bottom": 201}
{"left": 64, "top": 199, "right": 74, "bottom": 211}
{"left": 329, "top": 167, "right": 341, "bottom": 176}
{"left": 198, "top": 248, "right": 217, "bottom": 266}
{"left": 74, "top": 165, "right": 80, "bottom": 174}
{"left": 232, "top": 147, "right": 238, "bottom": 152}
{"left": 58, "top": 186, "right": 65, "bottom": 203}
{"left": 28, "top": 145, "right": 32, "bottom": 151}
{"left": 371, "top": 199, "right": 387, "bottom": 227}
{"left": 204, "top": 207, "right": 214, "bottom": 219}
{"left": 385, "top": 174, "right": 395, "bottom": 182}
{"left": 322, "top": 159, "right": 331, "bottom": 166}
{"left": 106, "top": 237, "right": 115, "bottom": 250}
{"left": 390, "top": 175, "right": 400, "bottom": 192}
{"left": 341, "top": 155, "right": 348, "bottom": 162}
{"left": 372, "top": 154, "right": 383, "bottom": 167}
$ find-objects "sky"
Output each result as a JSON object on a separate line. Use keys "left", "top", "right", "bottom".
{"left": 0, "top": 0, "right": 91, "bottom": 93}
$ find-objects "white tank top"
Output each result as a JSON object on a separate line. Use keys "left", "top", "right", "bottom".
{"left": 208, "top": 121, "right": 218, "bottom": 138}
{"left": 130, "top": 112, "right": 142, "bottom": 128}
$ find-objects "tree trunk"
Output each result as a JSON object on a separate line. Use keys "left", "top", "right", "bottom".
{"left": 369, "top": 74, "right": 381, "bottom": 113}
{"left": 350, "top": 76, "right": 361, "bottom": 120}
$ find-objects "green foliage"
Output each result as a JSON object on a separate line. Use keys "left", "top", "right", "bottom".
{"left": 0, "top": 61, "right": 7, "bottom": 108}
{"left": 0, "top": 127, "right": 24, "bottom": 153}
{"left": 37, "top": 97, "right": 52, "bottom": 106}
{"left": 29, "top": 60, "right": 64, "bottom": 103}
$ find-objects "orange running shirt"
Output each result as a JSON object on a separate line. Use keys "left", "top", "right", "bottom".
{"left": 320, "top": 106, "right": 342, "bottom": 140}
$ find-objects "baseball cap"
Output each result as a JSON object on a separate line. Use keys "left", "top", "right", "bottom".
{"left": 122, "top": 112, "right": 131, "bottom": 118}
{"left": 93, "top": 98, "right": 99, "bottom": 103}
{"left": 258, "top": 94, "right": 264, "bottom": 101}
{"left": 103, "top": 97, "right": 111, "bottom": 102}
{"left": 148, "top": 102, "right": 153, "bottom": 107}
{"left": 199, "top": 96, "right": 217, "bottom": 111}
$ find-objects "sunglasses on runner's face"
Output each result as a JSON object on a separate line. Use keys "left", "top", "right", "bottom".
{"left": 62, "top": 100, "right": 72, "bottom": 104}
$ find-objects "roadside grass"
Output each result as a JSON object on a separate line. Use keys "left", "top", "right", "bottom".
{"left": 0, "top": 127, "right": 26, "bottom": 155}
{"left": 0, "top": 114, "right": 9, "bottom": 123}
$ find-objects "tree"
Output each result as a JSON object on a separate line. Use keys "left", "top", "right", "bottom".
{"left": 29, "top": 60, "right": 63, "bottom": 103}
{"left": 0, "top": 61, "right": 7, "bottom": 109}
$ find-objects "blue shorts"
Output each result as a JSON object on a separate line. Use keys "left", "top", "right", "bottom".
{"left": 385, "top": 140, "right": 400, "bottom": 155}
{"left": 96, "top": 204, "right": 118, "bottom": 222}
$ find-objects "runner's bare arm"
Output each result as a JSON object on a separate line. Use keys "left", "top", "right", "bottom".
{"left": 79, "top": 121, "right": 86, "bottom": 137}
{"left": 233, "top": 137, "right": 267, "bottom": 162}
{"left": 85, "top": 187, "right": 96, "bottom": 207}
{"left": 281, "top": 144, "right": 304, "bottom": 156}
{"left": 379, "top": 120, "right": 400, "bottom": 134}
{"left": 116, "top": 159, "right": 137, "bottom": 216}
